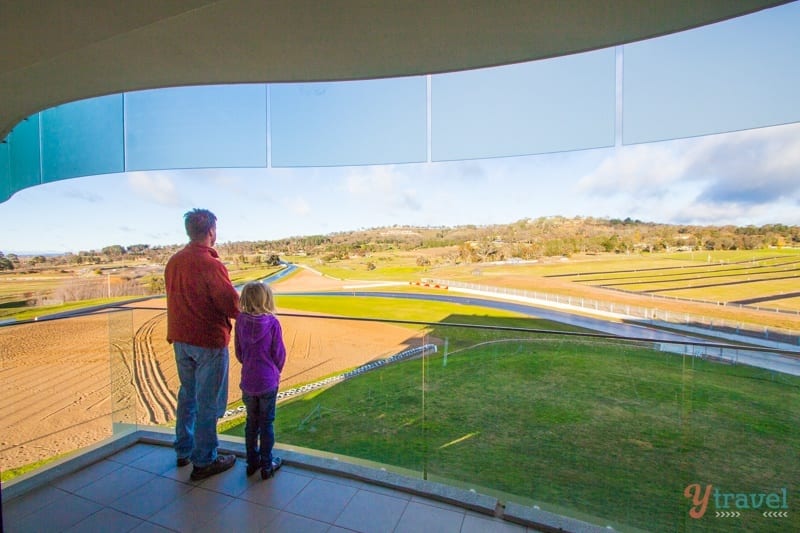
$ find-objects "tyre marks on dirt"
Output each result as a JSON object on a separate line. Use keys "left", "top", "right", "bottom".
{"left": 0, "top": 357, "right": 110, "bottom": 428}
{"left": 132, "top": 312, "right": 176, "bottom": 424}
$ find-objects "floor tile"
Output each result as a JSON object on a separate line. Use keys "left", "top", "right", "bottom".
{"left": 74, "top": 464, "right": 156, "bottom": 506}
{"left": 2, "top": 485, "right": 68, "bottom": 524}
{"left": 147, "top": 486, "right": 235, "bottom": 532}
{"left": 284, "top": 478, "right": 357, "bottom": 523}
{"left": 108, "top": 475, "right": 193, "bottom": 519}
{"left": 130, "top": 521, "right": 174, "bottom": 532}
{"left": 63, "top": 506, "right": 144, "bottom": 533}
{"left": 11, "top": 492, "right": 103, "bottom": 532}
{"left": 334, "top": 489, "right": 409, "bottom": 532}
{"left": 2, "top": 441, "right": 552, "bottom": 533}
{"left": 108, "top": 443, "right": 162, "bottom": 466}
{"left": 239, "top": 469, "right": 312, "bottom": 510}
{"left": 195, "top": 497, "right": 280, "bottom": 532}
{"left": 395, "top": 500, "right": 465, "bottom": 533}
{"left": 192, "top": 457, "right": 251, "bottom": 497}
{"left": 266, "top": 510, "right": 329, "bottom": 533}
{"left": 53, "top": 459, "right": 123, "bottom": 492}
{"left": 128, "top": 445, "right": 182, "bottom": 476}
{"left": 160, "top": 458, "right": 197, "bottom": 483}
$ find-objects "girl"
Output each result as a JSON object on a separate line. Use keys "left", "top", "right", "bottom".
{"left": 235, "top": 281, "right": 286, "bottom": 479}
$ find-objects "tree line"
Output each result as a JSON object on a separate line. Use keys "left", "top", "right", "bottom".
{"left": 3, "top": 217, "right": 799, "bottom": 270}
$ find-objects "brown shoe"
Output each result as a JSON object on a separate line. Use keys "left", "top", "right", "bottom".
{"left": 190, "top": 454, "right": 236, "bottom": 481}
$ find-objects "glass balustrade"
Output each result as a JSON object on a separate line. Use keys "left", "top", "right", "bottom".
{"left": 2, "top": 309, "right": 798, "bottom": 531}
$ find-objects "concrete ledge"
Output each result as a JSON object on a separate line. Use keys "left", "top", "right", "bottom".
{"left": 504, "top": 500, "right": 611, "bottom": 533}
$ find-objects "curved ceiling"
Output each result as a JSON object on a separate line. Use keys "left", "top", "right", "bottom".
{"left": 0, "top": 0, "right": 792, "bottom": 141}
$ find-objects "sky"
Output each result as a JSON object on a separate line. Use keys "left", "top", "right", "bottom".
{"left": 1, "top": 2, "right": 799, "bottom": 255}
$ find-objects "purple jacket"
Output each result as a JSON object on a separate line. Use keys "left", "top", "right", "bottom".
{"left": 234, "top": 312, "right": 286, "bottom": 396}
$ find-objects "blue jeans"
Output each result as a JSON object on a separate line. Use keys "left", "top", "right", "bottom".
{"left": 243, "top": 389, "right": 278, "bottom": 468}
{"left": 173, "top": 342, "right": 229, "bottom": 467}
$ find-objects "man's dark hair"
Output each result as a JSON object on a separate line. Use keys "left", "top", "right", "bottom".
{"left": 184, "top": 208, "right": 217, "bottom": 242}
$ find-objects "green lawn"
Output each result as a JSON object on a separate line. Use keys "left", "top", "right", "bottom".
{"left": 276, "top": 294, "right": 584, "bottom": 333}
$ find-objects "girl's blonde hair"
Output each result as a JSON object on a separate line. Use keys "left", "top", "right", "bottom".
{"left": 239, "top": 281, "right": 275, "bottom": 315}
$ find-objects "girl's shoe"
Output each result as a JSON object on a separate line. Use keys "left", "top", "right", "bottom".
{"left": 261, "top": 457, "right": 283, "bottom": 480}
{"left": 246, "top": 463, "right": 258, "bottom": 477}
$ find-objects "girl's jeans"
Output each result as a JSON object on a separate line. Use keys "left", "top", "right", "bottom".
{"left": 243, "top": 389, "right": 278, "bottom": 467}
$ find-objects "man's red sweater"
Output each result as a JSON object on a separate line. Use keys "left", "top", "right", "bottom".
{"left": 165, "top": 242, "right": 240, "bottom": 348}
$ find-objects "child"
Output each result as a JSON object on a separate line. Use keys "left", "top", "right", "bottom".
{"left": 235, "top": 281, "right": 287, "bottom": 479}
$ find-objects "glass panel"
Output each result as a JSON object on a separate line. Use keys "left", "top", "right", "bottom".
{"left": 233, "top": 315, "right": 427, "bottom": 476}
{"left": 0, "top": 138, "right": 9, "bottom": 202}
{"left": 623, "top": 1, "right": 800, "bottom": 144}
{"left": 270, "top": 78, "right": 427, "bottom": 166}
{"left": 109, "top": 307, "right": 137, "bottom": 434}
{"left": 125, "top": 84, "right": 268, "bottom": 170}
{"left": 423, "top": 328, "right": 800, "bottom": 531}
{"left": 431, "top": 48, "right": 616, "bottom": 161}
{"left": 41, "top": 94, "right": 124, "bottom": 181}
{"left": 0, "top": 315, "right": 116, "bottom": 481}
{"left": 123, "top": 304, "right": 178, "bottom": 429}
{"left": 8, "top": 115, "right": 41, "bottom": 197}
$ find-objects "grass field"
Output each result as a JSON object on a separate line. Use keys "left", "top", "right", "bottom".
{"left": 418, "top": 250, "right": 800, "bottom": 334}
{"left": 276, "top": 294, "right": 587, "bottom": 334}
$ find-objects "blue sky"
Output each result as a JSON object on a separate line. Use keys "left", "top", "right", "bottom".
{"left": 1, "top": 2, "right": 799, "bottom": 255}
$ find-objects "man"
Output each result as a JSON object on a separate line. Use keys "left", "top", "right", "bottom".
{"left": 165, "top": 208, "right": 240, "bottom": 481}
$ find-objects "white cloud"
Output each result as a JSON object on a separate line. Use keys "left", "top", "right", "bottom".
{"left": 574, "top": 143, "right": 688, "bottom": 198}
{"left": 62, "top": 187, "right": 103, "bottom": 203}
{"left": 684, "top": 123, "right": 800, "bottom": 205}
{"left": 345, "top": 166, "right": 398, "bottom": 195}
{"left": 284, "top": 195, "right": 311, "bottom": 216}
{"left": 127, "top": 172, "right": 180, "bottom": 205}
{"left": 344, "top": 166, "right": 421, "bottom": 212}
{"left": 573, "top": 122, "right": 800, "bottom": 223}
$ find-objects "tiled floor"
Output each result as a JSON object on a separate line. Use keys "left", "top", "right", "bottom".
{"left": 3, "top": 443, "right": 539, "bottom": 532}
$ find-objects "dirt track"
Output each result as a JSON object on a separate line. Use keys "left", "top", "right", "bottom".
{"left": 0, "top": 270, "right": 418, "bottom": 473}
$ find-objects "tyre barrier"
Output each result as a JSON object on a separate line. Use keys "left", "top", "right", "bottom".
{"left": 222, "top": 343, "right": 438, "bottom": 419}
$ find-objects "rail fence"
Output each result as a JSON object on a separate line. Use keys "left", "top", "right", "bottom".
{"left": 222, "top": 343, "right": 437, "bottom": 419}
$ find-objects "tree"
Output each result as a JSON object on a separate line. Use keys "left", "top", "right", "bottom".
{"left": 148, "top": 275, "right": 165, "bottom": 295}
{"left": 102, "top": 245, "right": 126, "bottom": 257}
{"left": 127, "top": 244, "right": 150, "bottom": 254}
